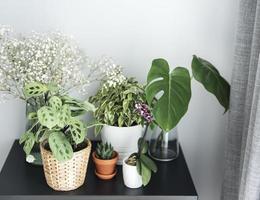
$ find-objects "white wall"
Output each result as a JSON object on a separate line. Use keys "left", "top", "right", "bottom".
{"left": 0, "top": 0, "right": 239, "bottom": 199}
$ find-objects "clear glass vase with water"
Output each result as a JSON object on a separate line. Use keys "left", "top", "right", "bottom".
{"left": 149, "top": 126, "right": 179, "bottom": 161}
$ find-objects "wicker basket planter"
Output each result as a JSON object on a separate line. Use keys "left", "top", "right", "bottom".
{"left": 40, "top": 139, "right": 91, "bottom": 191}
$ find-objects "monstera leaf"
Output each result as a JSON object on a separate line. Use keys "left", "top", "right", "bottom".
{"left": 48, "top": 132, "right": 73, "bottom": 161}
{"left": 191, "top": 55, "right": 230, "bottom": 112}
{"left": 146, "top": 59, "right": 191, "bottom": 132}
{"left": 37, "top": 106, "right": 58, "bottom": 129}
{"left": 69, "top": 118, "right": 86, "bottom": 144}
{"left": 24, "top": 82, "right": 49, "bottom": 98}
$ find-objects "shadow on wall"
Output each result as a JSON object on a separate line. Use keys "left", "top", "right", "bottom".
{"left": 0, "top": 100, "right": 25, "bottom": 169}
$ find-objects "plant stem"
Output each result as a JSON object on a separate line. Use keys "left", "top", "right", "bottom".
{"left": 137, "top": 124, "right": 149, "bottom": 157}
{"left": 27, "top": 121, "right": 39, "bottom": 132}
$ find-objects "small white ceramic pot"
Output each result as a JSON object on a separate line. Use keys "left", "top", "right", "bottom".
{"left": 101, "top": 124, "right": 143, "bottom": 165}
{"left": 122, "top": 157, "right": 142, "bottom": 188}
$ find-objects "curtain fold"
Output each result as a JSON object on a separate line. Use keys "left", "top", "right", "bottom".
{"left": 221, "top": 0, "right": 260, "bottom": 199}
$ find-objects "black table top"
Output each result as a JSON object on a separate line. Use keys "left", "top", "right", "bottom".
{"left": 0, "top": 140, "right": 197, "bottom": 200}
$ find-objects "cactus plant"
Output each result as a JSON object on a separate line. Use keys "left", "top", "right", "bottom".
{"left": 95, "top": 142, "right": 114, "bottom": 160}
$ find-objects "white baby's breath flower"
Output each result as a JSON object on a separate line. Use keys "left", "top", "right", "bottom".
{"left": 0, "top": 25, "right": 124, "bottom": 100}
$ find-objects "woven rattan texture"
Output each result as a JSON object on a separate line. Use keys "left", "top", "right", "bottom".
{"left": 40, "top": 139, "right": 91, "bottom": 191}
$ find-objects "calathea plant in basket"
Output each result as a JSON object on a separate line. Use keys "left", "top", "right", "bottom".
{"left": 89, "top": 64, "right": 146, "bottom": 164}
{"left": 123, "top": 102, "right": 157, "bottom": 188}
{"left": 19, "top": 82, "right": 96, "bottom": 191}
{"left": 146, "top": 55, "right": 230, "bottom": 161}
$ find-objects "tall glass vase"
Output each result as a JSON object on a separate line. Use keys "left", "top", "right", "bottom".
{"left": 149, "top": 126, "right": 179, "bottom": 162}
{"left": 25, "top": 97, "right": 45, "bottom": 165}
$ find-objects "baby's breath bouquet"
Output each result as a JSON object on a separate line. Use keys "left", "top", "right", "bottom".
{"left": 0, "top": 26, "right": 118, "bottom": 101}
{"left": 0, "top": 25, "right": 120, "bottom": 164}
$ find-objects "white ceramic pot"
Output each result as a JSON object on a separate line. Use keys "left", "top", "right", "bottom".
{"left": 122, "top": 157, "right": 142, "bottom": 188}
{"left": 101, "top": 124, "right": 143, "bottom": 165}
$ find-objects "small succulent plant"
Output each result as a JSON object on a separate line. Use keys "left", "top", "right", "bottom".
{"left": 96, "top": 142, "right": 114, "bottom": 160}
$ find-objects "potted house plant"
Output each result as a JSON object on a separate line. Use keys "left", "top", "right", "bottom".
{"left": 19, "top": 82, "right": 96, "bottom": 191}
{"left": 93, "top": 142, "right": 118, "bottom": 180}
{"left": 0, "top": 26, "right": 120, "bottom": 165}
{"left": 89, "top": 67, "right": 146, "bottom": 164}
{"left": 123, "top": 103, "right": 157, "bottom": 188}
{"left": 146, "top": 55, "right": 230, "bottom": 161}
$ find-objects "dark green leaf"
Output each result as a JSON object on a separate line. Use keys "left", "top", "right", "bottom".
{"left": 146, "top": 59, "right": 191, "bottom": 132}
{"left": 191, "top": 55, "right": 230, "bottom": 112}
{"left": 138, "top": 138, "right": 148, "bottom": 154}
{"left": 136, "top": 159, "right": 142, "bottom": 175}
{"left": 141, "top": 161, "right": 151, "bottom": 186}
{"left": 140, "top": 154, "right": 157, "bottom": 173}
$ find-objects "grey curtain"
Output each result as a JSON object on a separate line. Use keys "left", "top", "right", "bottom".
{"left": 221, "top": 0, "right": 260, "bottom": 199}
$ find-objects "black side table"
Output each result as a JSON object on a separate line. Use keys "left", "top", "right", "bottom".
{"left": 0, "top": 140, "right": 198, "bottom": 200}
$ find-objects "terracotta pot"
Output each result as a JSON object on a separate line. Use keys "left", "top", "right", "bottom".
{"left": 92, "top": 151, "right": 118, "bottom": 180}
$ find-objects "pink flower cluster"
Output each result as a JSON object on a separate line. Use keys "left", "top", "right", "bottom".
{"left": 135, "top": 102, "right": 153, "bottom": 123}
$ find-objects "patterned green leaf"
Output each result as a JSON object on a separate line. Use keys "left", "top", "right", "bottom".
{"left": 20, "top": 132, "right": 35, "bottom": 155}
{"left": 19, "top": 131, "right": 33, "bottom": 144}
{"left": 123, "top": 100, "right": 129, "bottom": 112}
{"left": 118, "top": 114, "right": 124, "bottom": 127}
{"left": 24, "top": 82, "right": 48, "bottom": 98}
{"left": 69, "top": 118, "right": 86, "bottom": 144}
{"left": 37, "top": 106, "right": 57, "bottom": 129}
{"left": 57, "top": 105, "right": 71, "bottom": 128}
{"left": 49, "top": 96, "right": 62, "bottom": 110}
{"left": 27, "top": 112, "right": 37, "bottom": 120}
{"left": 94, "top": 125, "right": 103, "bottom": 137}
{"left": 48, "top": 132, "right": 73, "bottom": 162}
